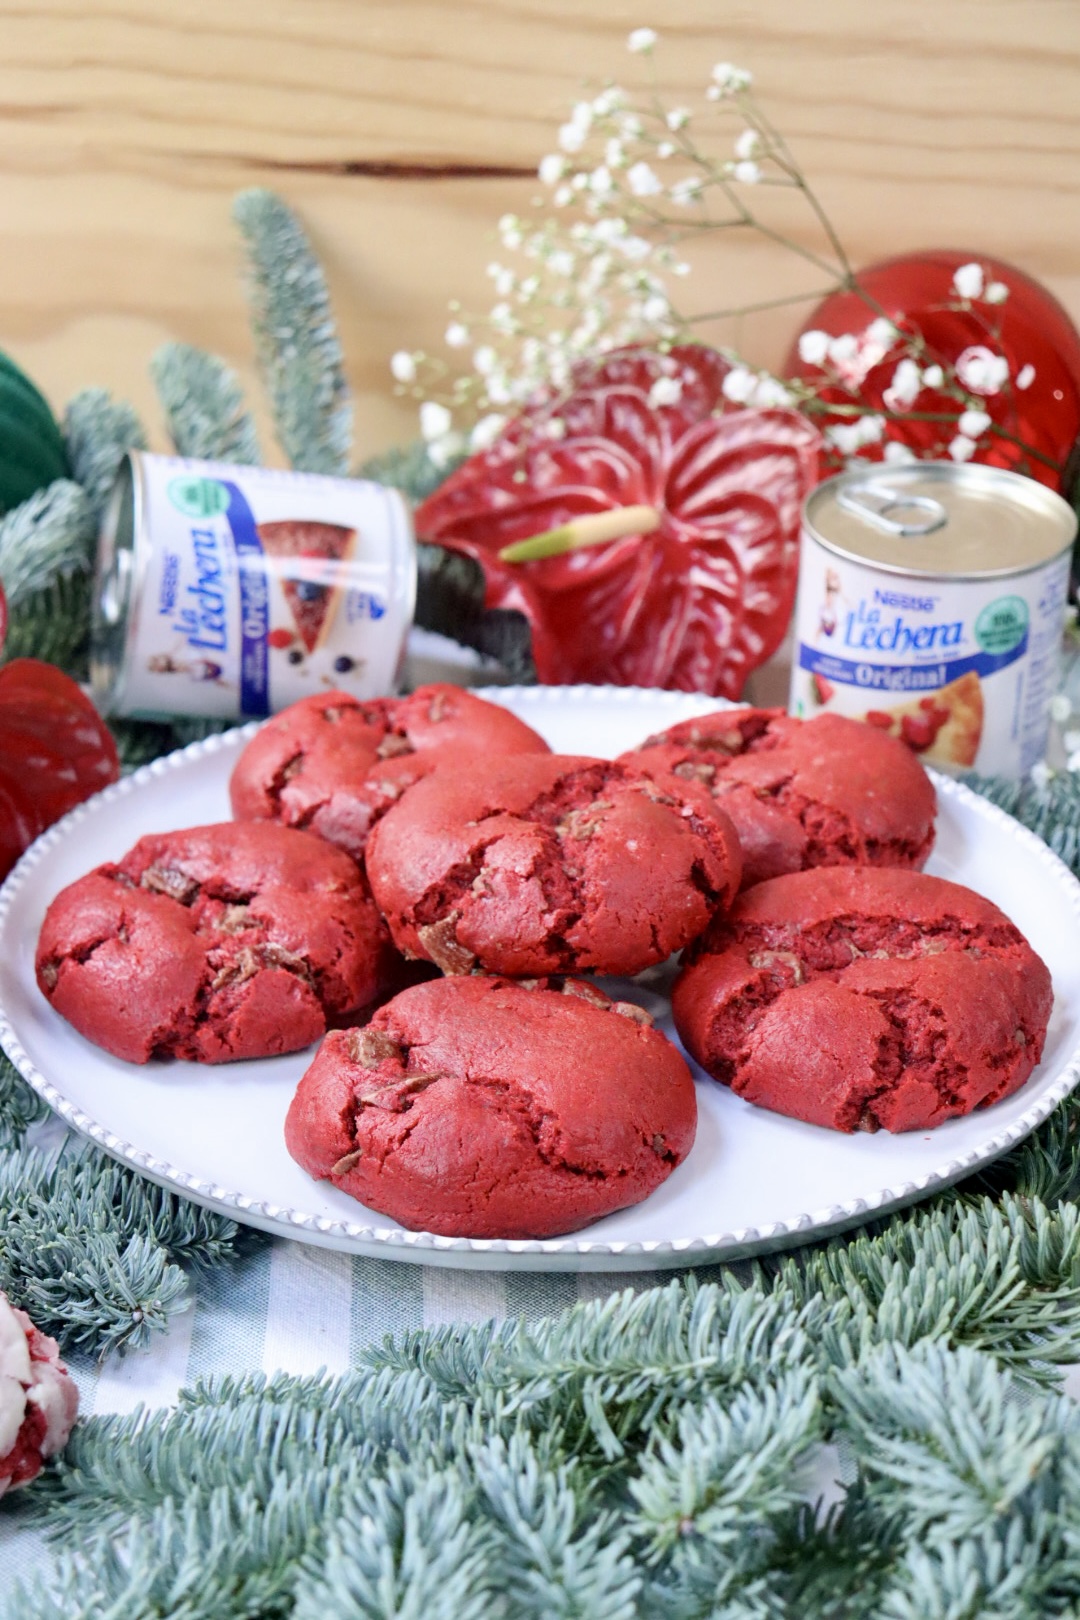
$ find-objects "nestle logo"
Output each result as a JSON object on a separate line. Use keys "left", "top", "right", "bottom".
{"left": 873, "top": 588, "right": 937, "bottom": 613}
{"left": 157, "top": 552, "right": 180, "bottom": 615}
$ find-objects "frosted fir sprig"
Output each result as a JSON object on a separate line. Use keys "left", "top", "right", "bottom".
{"left": 393, "top": 29, "right": 1047, "bottom": 480}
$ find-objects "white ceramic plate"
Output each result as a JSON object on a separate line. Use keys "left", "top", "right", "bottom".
{"left": 2, "top": 685, "right": 1079, "bottom": 1272}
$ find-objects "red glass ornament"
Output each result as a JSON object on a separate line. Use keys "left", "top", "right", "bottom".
{"left": 416, "top": 345, "right": 820, "bottom": 697}
{"left": 783, "top": 251, "right": 1080, "bottom": 489}
{"left": 0, "top": 659, "right": 119, "bottom": 879}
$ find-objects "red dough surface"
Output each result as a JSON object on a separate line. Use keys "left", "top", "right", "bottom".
{"left": 36, "top": 822, "right": 401, "bottom": 1064}
{"left": 622, "top": 707, "right": 936, "bottom": 889}
{"left": 229, "top": 684, "right": 551, "bottom": 863}
{"left": 672, "top": 867, "right": 1052, "bottom": 1133}
{"left": 285, "top": 974, "right": 697, "bottom": 1239}
{"left": 364, "top": 752, "right": 742, "bottom": 978}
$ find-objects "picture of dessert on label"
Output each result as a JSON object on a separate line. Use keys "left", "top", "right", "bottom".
{"left": 257, "top": 520, "right": 358, "bottom": 654}
{"left": 861, "top": 671, "right": 984, "bottom": 768}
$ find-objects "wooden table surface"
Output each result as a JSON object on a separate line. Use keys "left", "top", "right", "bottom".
{"left": 1, "top": 0, "right": 1077, "bottom": 460}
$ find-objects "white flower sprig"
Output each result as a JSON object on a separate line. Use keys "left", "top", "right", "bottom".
{"left": 392, "top": 29, "right": 1048, "bottom": 479}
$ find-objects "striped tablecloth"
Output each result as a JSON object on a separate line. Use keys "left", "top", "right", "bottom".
{"left": 0, "top": 1113, "right": 676, "bottom": 1596}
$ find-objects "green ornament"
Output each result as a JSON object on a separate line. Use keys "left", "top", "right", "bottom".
{"left": 0, "top": 348, "right": 69, "bottom": 515}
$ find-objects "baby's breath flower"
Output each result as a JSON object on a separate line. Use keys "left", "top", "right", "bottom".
{"left": 951, "top": 261, "right": 984, "bottom": 300}
{"left": 1016, "top": 363, "right": 1036, "bottom": 390}
{"left": 985, "top": 280, "right": 1010, "bottom": 304}
{"left": 753, "top": 375, "right": 794, "bottom": 408}
{"left": 721, "top": 367, "right": 756, "bottom": 403}
{"left": 648, "top": 375, "right": 683, "bottom": 406}
{"left": 589, "top": 165, "right": 615, "bottom": 196}
{"left": 420, "top": 400, "right": 452, "bottom": 441}
{"left": 884, "top": 358, "right": 921, "bottom": 409}
{"left": 627, "top": 161, "right": 663, "bottom": 196}
{"left": 710, "top": 61, "right": 753, "bottom": 97}
{"left": 469, "top": 413, "right": 506, "bottom": 450}
{"left": 866, "top": 317, "right": 898, "bottom": 346}
{"left": 957, "top": 408, "right": 991, "bottom": 438}
{"left": 543, "top": 416, "right": 568, "bottom": 439}
{"left": 553, "top": 184, "right": 573, "bottom": 207}
{"left": 732, "top": 160, "right": 762, "bottom": 184}
{"left": 670, "top": 176, "right": 704, "bottom": 205}
{"left": 444, "top": 322, "right": 470, "bottom": 348}
{"left": 487, "top": 264, "right": 515, "bottom": 296}
{"left": 883, "top": 441, "right": 917, "bottom": 464}
{"left": 826, "top": 421, "right": 864, "bottom": 455}
{"left": 921, "top": 364, "right": 944, "bottom": 389}
{"left": 827, "top": 334, "right": 859, "bottom": 367}
{"left": 641, "top": 293, "right": 670, "bottom": 323}
{"left": 955, "top": 345, "right": 1009, "bottom": 395}
{"left": 797, "top": 329, "right": 830, "bottom": 366}
{"left": 1050, "top": 692, "right": 1073, "bottom": 724}
{"left": 390, "top": 351, "right": 417, "bottom": 383}
{"left": 538, "top": 153, "right": 565, "bottom": 186}
{"left": 617, "top": 113, "right": 644, "bottom": 139}
{"left": 606, "top": 138, "right": 627, "bottom": 169}
{"left": 666, "top": 107, "right": 691, "bottom": 130}
{"left": 559, "top": 122, "right": 587, "bottom": 153}
{"left": 656, "top": 141, "right": 676, "bottom": 159}
{"left": 734, "top": 128, "right": 760, "bottom": 160}
{"left": 548, "top": 249, "right": 575, "bottom": 277}
{"left": 620, "top": 235, "right": 652, "bottom": 261}
{"left": 949, "top": 433, "right": 977, "bottom": 462}
{"left": 473, "top": 346, "right": 498, "bottom": 376}
{"left": 498, "top": 214, "right": 524, "bottom": 249}
{"left": 427, "top": 429, "right": 466, "bottom": 469}
{"left": 592, "top": 87, "right": 624, "bottom": 117}
{"left": 627, "top": 27, "right": 658, "bottom": 53}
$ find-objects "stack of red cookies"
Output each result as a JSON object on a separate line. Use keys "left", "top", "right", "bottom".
{"left": 34, "top": 684, "right": 1052, "bottom": 1240}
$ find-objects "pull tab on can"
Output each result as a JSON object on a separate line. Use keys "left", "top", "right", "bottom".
{"left": 835, "top": 480, "right": 948, "bottom": 538}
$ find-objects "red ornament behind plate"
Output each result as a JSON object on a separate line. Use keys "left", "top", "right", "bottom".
{"left": 416, "top": 345, "right": 820, "bottom": 698}
{"left": 784, "top": 251, "right": 1080, "bottom": 489}
{"left": 0, "top": 658, "right": 119, "bottom": 881}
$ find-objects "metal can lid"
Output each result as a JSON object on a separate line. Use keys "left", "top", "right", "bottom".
{"left": 804, "top": 461, "right": 1077, "bottom": 580}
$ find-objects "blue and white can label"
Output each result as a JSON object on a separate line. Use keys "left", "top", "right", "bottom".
{"left": 92, "top": 452, "right": 416, "bottom": 721}
{"left": 788, "top": 464, "right": 1076, "bottom": 778}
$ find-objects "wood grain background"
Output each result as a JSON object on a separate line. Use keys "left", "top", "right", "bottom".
{"left": 1, "top": 0, "right": 1077, "bottom": 462}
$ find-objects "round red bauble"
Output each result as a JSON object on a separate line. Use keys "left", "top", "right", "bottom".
{"left": 783, "top": 251, "right": 1080, "bottom": 490}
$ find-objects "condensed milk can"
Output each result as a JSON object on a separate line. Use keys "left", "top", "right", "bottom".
{"left": 91, "top": 451, "right": 416, "bottom": 720}
{"left": 789, "top": 462, "right": 1077, "bottom": 777}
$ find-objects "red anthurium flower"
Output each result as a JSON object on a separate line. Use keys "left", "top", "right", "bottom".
{"left": 416, "top": 345, "right": 820, "bottom": 697}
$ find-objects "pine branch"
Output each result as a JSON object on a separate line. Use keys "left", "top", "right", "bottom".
{"left": 359, "top": 441, "right": 459, "bottom": 505}
{"left": 0, "top": 1050, "right": 49, "bottom": 1148}
{"left": 62, "top": 388, "right": 148, "bottom": 524}
{"left": 0, "top": 480, "right": 97, "bottom": 674}
{"left": 0, "top": 1141, "right": 239, "bottom": 1357}
{"left": 150, "top": 342, "right": 260, "bottom": 465}
{"left": 965, "top": 769, "right": 1080, "bottom": 878}
{"left": 233, "top": 188, "right": 351, "bottom": 475}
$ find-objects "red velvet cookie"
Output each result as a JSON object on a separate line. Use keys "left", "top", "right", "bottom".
{"left": 36, "top": 822, "right": 401, "bottom": 1064}
{"left": 285, "top": 974, "right": 697, "bottom": 1238}
{"left": 229, "top": 684, "right": 550, "bottom": 863}
{"left": 621, "top": 708, "right": 936, "bottom": 889}
{"left": 672, "top": 867, "right": 1052, "bottom": 1133}
{"left": 363, "top": 752, "right": 742, "bottom": 978}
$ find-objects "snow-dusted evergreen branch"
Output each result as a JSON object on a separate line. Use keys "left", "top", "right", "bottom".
{"left": 151, "top": 342, "right": 260, "bottom": 465}
{"left": 233, "top": 187, "right": 351, "bottom": 475}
